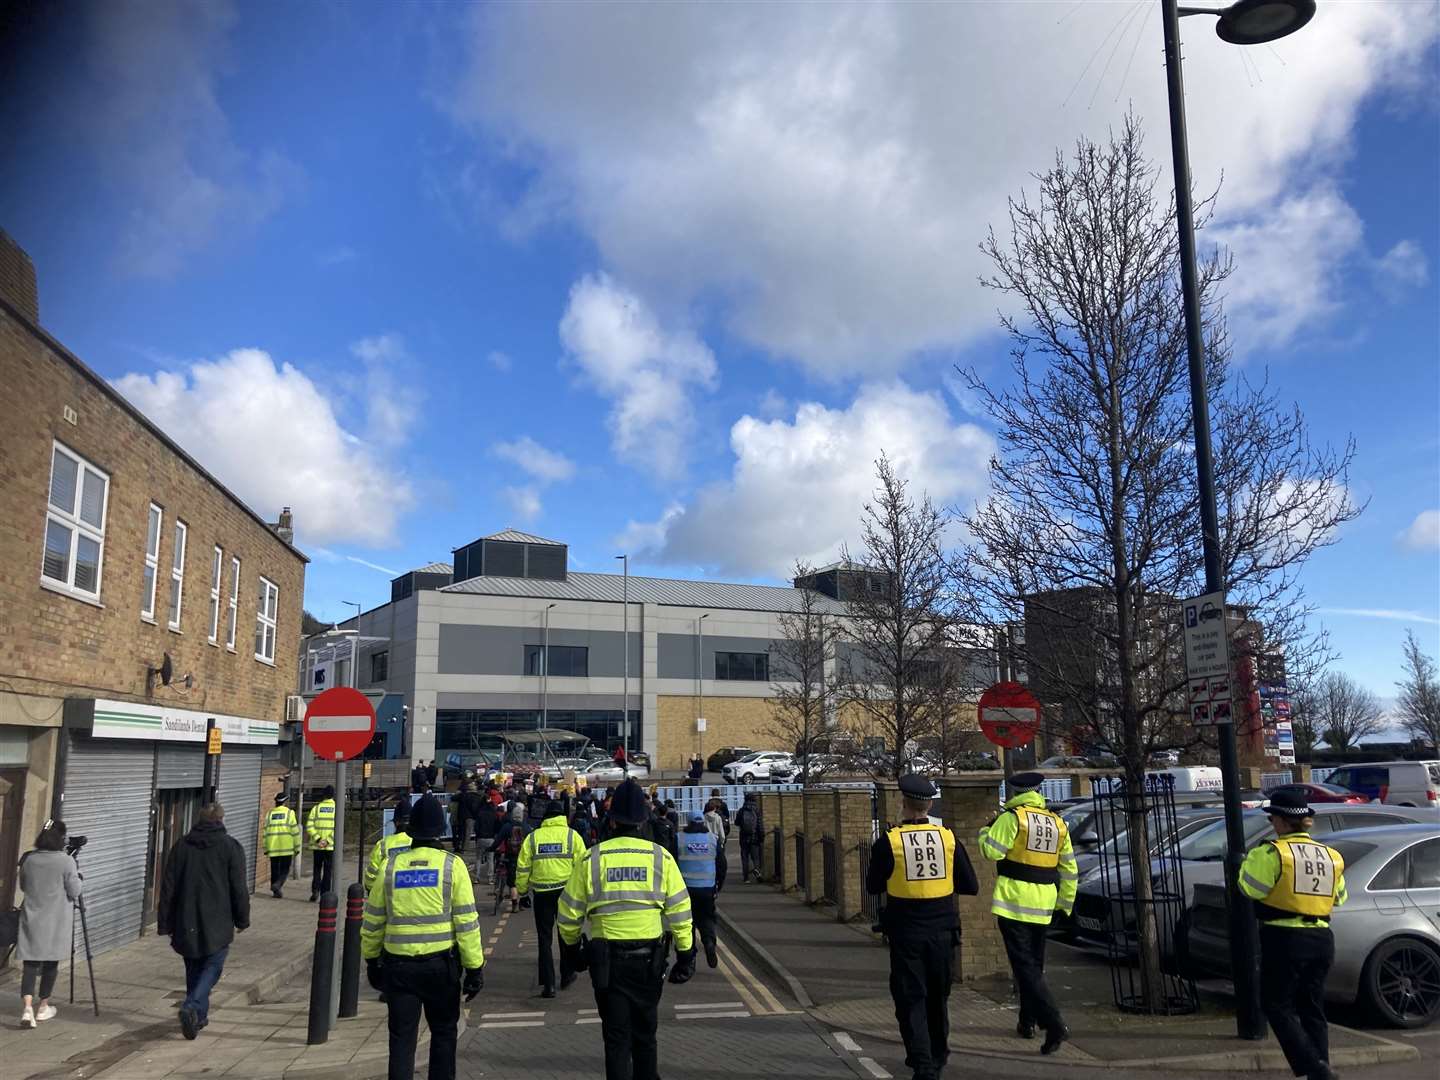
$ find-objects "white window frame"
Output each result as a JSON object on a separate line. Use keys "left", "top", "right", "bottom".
{"left": 141, "top": 503, "right": 163, "bottom": 621}
{"left": 207, "top": 545, "right": 223, "bottom": 643}
{"left": 167, "top": 520, "right": 187, "bottom": 631}
{"left": 255, "top": 575, "right": 278, "bottom": 664}
{"left": 226, "top": 556, "right": 240, "bottom": 650}
{"left": 40, "top": 441, "right": 109, "bottom": 603}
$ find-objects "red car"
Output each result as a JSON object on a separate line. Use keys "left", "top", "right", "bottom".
{"left": 1265, "top": 781, "right": 1369, "bottom": 805}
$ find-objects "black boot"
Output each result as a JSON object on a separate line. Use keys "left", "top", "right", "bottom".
{"left": 1016, "top": 1018, "right": 1035, "bottom": 1039}
{"left": 1040, "top": 1024, "right": 1069, "bottom": 1055}
{"left": 704, "top": 940, "right": 718, "bottom": 968}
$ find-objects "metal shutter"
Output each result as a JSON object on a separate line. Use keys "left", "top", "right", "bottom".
{"left": 155, "top": 744, "right": 205, "bottom": 789}
{"left": 59, "top": 734, "right": 155, "bottom": 955}
{"left": 217, "top": 748, "right": 261, "bottom": 891}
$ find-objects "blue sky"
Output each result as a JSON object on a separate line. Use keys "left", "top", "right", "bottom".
{"left": 1, "top": 1, "right": 1436, "bottom": 709}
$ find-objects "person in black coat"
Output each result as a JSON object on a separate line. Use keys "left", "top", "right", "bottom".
{"left": 157, "top": 802, "right": 250, "bottom": 1040}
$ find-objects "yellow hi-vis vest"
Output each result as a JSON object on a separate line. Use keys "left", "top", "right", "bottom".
{"left": 360, "top": 846, "right": 484, "bottom": 969}
{"left": 306, "top": 799, "right": 336, "bottom": 851}
{"left": 516, "top": 815, "right": 586, "bottom": 894}
{"left": 885, "top": 824, "right": 957, "bottom": 900}
{"left": 557, "top": 836, "right": 694, "bottom": 952}
{"left": 365, "top": 831, "right": 412, "bottom": 892}
{"left": 998, "top": 805, "right": 1064, "bottom": 884}
{"left": 1256, "top": 836, "right": 1346, "bottom": 921}
{"left": 262, "top": 806, "right": 299, "bottom": 856}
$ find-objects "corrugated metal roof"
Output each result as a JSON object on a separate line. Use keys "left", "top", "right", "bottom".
{"left": 439, "top": 570, "right": 845, "bottom": 614}
{"left": 482, "top": 529, "right": 565, "bottom": 545}
{"left": 411, "top": 562, "right": 453, "bottom": 575}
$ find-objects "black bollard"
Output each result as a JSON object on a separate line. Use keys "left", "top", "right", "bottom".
{"left": 307, "top": 892, "right": 338, "bottom": 1045}
{"left": 338, "top": 882, "right": 365, "bottom": 1018}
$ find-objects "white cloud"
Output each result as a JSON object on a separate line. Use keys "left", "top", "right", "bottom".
{"left": 622, "top": 382, "right": 993, "bottom": 578}
{"left": 489, "top": 350, "right": 514, "bottom": 372}
{"left": 492, "top": 435, "right": 576, "bottom": 484}
{"left": 1399, "top": 509, "right": 1440, "bottom": 551}
{"left": 756, "top": 389, "right": 788, "bottom": 420}
{"left": 453, "top": 4, "right": 1436, "bottom": 372}
{"left": 558, "top": 273, "right": 717, "bottom": 477}
{"left": 113, "top": 348, "right": 415, "bottom": 547}
{"left": 1319, "top": 608, "right": 1440, "bottom": 627}
{"left": 82, "top": 1, "right": 300, "bottom": 277}
{"left": 1375, "top": 239, "right": 1429, "bottom": 291}
{"left": 350, "top": 334, "right": 423, "bottom": 448}
{"left": 318, "top": 246, "right": 357, "bottom": 266}
{"left": 311, "top": 547, "right": 400, "bottom": 576}
{"left": 501, "top": 485, "right": 543, "bottom": 522}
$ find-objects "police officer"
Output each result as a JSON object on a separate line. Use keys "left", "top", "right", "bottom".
{"left": 977, "top": 771, "right": 1077, "bottom": 1055}
{"left": 514, "top": 797, "right": 588, "bottom": 997}
{"left": 1238, "top": 788, "right": 1348, "bottom": 1080}
{"left": 865, "top": 774, "right": 978, "bottom": 1080}
{"left": 362, "top": 794, "right": 484, "bottom": 1080}
{"left": 558, "top": 779, "right": 695, "bottom": 1080}
{"left": 365, "top": 798, "right": 414, "bottom": 893}
{"left": 262, "top": 792, "right": 300, "bottom": 898}
{"left": 678, "top": 809, "right": 723, "bottom": 968}
{"left": 306, "top": 785, "right": 337, "bottom": 901}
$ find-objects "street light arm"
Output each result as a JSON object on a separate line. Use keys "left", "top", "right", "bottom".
{"left": 1177, "top": 5, "right": 1224, "bottom": 15}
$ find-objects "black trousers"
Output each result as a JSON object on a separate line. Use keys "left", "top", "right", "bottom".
{"left": 997, "top": 917, "right": 1063, "bottom": 1032}
{"left": 269, "top": 855, "right": 293, "bottom": 893}
{"left": 1260, "top": 924, "right": 1334, "bottom": 1077}
{"left": 739, "top": 835, "right": 760, "bottom": 880}
{"left": 594, "top": 949, "right": 665, "bottom": 1080}
{"left": 689, "top": 887, "right": 718, "bottom": 955}
{"left": 311, "top": 851, "right": 333, "bottom": 897}
{"left": 888, "top": 932, "right": 955, "bottom": 1079}
{"left": 531, "top": 888, "right": 571, "bottom": 992}
{"left": 21, "top": 961, "right": 59, "bottom": 999}
{"left": 383, "top": 951, "right": 461, "bottom": 1080}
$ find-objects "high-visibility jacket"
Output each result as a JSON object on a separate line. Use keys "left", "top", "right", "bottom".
{"left": 515, "top": 815, "right": 587, "bottom": 894}
{"left": 558, "top": 835, "right": 694, "bottom": 952}
{"left": 306, "top": 799, "right": 336, "bottom": 851}
{"left": 361, "top": 844, "right": 484, "bottom": 969}
{"left": 365, "top": 831, "right": 412, "bottom": 893}
{"left": 1239, "top": 832, "right": 1348, "bottom": 928}
{"left": 977, "top": 792, "right": 1077, "bottom": 925}
{"left": 262, "top": 806, "right": 300, "bottom": 857}
{"left": 677, "top": 830, "right": 718, "bottom": 890}
{"left": 885, "top": 823, "right": 957, "bottom": 900}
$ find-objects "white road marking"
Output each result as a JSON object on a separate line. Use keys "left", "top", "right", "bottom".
{"left": 677, "top": 1011, "right": 752, "bottom": 1020}
{"left": 477, "top": 1020, "right": 546, "bottom": 1029}
{"left": 858, "top": 1057, "right": 891, "bottom": 1079}
{"left": 479, "top": 1011, "right": 544, "bottom": 1019}
{"left": 833, "top": 1032, "right": 863, "bottom": 1053}
{"left": 575, "top": 1017, "right": 602, "bottom": 1025}
{"left": 675, "top": 1001, "right": 744, "bottom": 1010}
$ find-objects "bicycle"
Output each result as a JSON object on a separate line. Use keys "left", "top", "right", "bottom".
{"left": 492, "top": 855, "right": 509, "bottom": 916}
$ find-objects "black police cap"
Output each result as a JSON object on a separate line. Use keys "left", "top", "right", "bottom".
{"left": 393, "top": 798, "right": 412, "bottom": 821}
{"left": 1262, "top": 787, "right": 1314, "bottom": 818}
{"left": 899, "top": 774, "right": 939, "bottom": 800}
{"left": 1007, "top": 771, "right": 1045, "bottom": 792}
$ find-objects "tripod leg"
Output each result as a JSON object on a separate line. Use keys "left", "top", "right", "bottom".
{"left": 78, "top": 899, "right": 99, "bottom": 1017}
{"left": 70, "top": 902, "right": 76, "bottom": 1004}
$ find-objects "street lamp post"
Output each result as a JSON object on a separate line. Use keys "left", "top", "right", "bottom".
{"left": 542, "top": 603, "right": 557, "bottom": 730}
{"left": 617, "top": 555, "right": 629, "bottom": 757}
{"left": 1159, "top": 0, "right": 1315, "bottom": 1041}
{"left": 697, "top": 613, "right": 710, "bottom": 767}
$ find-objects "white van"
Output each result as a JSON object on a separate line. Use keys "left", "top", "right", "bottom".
{"left": 1322, "top": 761, "right": 1440, "bottom": 808}
{"left": 1148, "top": 766, "right": 1224, "bottom": 793}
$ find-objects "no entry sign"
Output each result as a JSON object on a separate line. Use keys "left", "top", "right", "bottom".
{"left": 978, "top": 682, "right": 1041, "bottom": 749}
{"left": 303, "top": 686, "right": 376, "bottom": 762}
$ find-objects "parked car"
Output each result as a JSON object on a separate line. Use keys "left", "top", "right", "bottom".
{"left": 627, "top": 750, "right": 651, "bottom": 768}
{"left": 1149, "top": 749, "right": 1181, "bottom": 767}
{"left": 722, "top": 751, "right": 792, "bottom": 784}
{"left": 581, "top": 759, "right": 650, "bottom": 785}
{"left": 1263, "top": 781, "right": 1369, "bottom": 805}
{"left": 1323, "top": 761, "right": 1440, "bottom": 808}
{"left": 1039, "top": 755, "right": 1090, "bottom": 768}
{"left": 1070, "top": 803, "right": 1438, "bottom": 957}
{"left": 1186, "top": 824, "right": 1440, "bottom": 1027}
{"left": 706, "top": 746, "right": 753, "bottom": 772}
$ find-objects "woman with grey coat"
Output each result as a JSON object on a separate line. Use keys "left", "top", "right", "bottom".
{"left": 17, "top": 819, "right": 82, "bottom": 1028}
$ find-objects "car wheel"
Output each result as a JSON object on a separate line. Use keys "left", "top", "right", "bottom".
{"left": 742, "top": 772, "right": 755, "bottom": 785}
{"left": 1362, "top": 937, "right": 1440, "bottom": 1028}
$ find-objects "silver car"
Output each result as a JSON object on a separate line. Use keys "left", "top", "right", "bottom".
{"left": 1186, "top": 823, "right": 1440, "bottom": 1027}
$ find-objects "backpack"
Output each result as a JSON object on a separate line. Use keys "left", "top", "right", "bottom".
{"left": 736, "top": 806, "right": 759, "bottom": 836}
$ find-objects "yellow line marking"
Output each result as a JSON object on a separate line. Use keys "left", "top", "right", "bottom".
{"left": 715, "top": 949, "right": 765, "bottom": 1016}
{"left": 718, "top": 940, "right": 788, "bottom": 1015}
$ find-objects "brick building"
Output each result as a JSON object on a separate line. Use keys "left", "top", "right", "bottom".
{"left": 0, "top": 230, "right": 306, "bottom": 953}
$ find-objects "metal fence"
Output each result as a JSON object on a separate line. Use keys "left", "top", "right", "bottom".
{"left": 652, "top": 783, "right": 801, "bottom": 817}
{"left": 857, "top": 841, "right": 882, "bottom": 927}
{"left": 1259, "top": 771, "right": 1293, "bottom": 791}
{"left": 1087, "top": 773, "right": 1199, "bottom": 1016}
{"left": 998, "top": 777, "right": 1073, "bottom": 804}
{"left": 771, "top": 827, "right": 783, "bottom": 885}
{"left": 794, "top": 831, "right": 807, "bottom": 890}
{"left": 821, "top": 836, "right": 838, "bottom": 903}
{"left": 1311, "top": 766, "right": 1337, "bottom": 784}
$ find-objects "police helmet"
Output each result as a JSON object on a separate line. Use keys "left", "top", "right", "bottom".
{"left": 409, "top": 795, "right": 448, "bottom": 839}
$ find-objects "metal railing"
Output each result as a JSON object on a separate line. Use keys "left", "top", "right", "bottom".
{"left": 794, "top": 831, "right": 807, "bottom": 890}
{"left": 1311, "top": 766, "right": 1337, "bottom": 784}
{"left": 771, "top": 827, "right": 783, "bottom": 884}
{"left": 857, "top": 841, "right": 882, "bottom": 927}
{"left": 821, "top": 836, "right": 838, "bottom": 903}
{"left": 998, "top": 777, "right": 1073, "bottom": 803}
{"left": 652, "top": 783, "right": 801, "bottom": 817}
{"left": 1259, "top": 770, "right": 1293, "bottom": 791}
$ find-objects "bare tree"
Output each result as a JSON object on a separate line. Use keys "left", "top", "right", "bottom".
{"left": 1396, "top": 631, "right": 1440, "bottom": 751}
{"left": 769, "top": 561, "right": 842, "bottom": 786}
{"left": 1315, "top": 672, "right": 1384, "bottom": 753}
{"left": 1287, "top": 678, "right": 1322, "bottom": 760}
{"left": 959, "top": 116, "right": 1360, "bottom": 1007}
{"left": 838, "top": 456, "right": 956, "bottom": 780}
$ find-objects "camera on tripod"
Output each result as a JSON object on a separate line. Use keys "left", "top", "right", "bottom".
{"left": 65, "top": 834, "right": 88, "bottom": 857}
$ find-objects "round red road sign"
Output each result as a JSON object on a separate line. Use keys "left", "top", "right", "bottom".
{"left": 978, "top": 682, "right": 1041, "bottom": 749}
{"left": 303, "top": 686, "right": 376, "bottom": 762}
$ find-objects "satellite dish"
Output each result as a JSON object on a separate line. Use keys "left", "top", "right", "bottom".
{"left": 160, "top": 653, "right": 173, "bottom": 687}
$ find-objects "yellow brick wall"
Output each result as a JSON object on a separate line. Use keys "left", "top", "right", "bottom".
{"left": 656, "top": 694, "right": 787, "bottom": 768}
